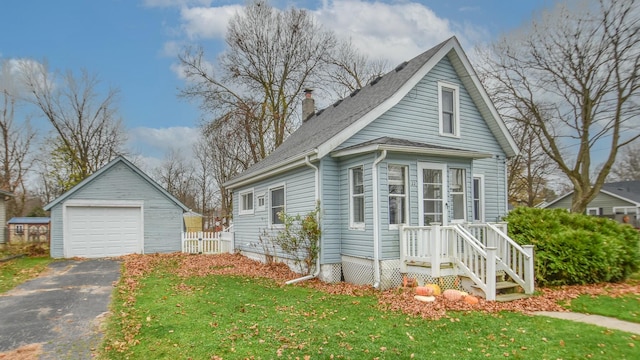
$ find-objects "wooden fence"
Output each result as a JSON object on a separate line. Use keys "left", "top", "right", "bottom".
{"left": 181, "top": 231, "right": 234, "bottom": 254}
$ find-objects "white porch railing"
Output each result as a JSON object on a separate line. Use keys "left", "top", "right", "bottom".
{"left": 467, "top": 223, "right": 534, "bottom": 294}
{"left": 399, "top": 223, "right": 534, "bottom": 301}
{"left": 182, "top": 231, "right": 234, "bottom": 254}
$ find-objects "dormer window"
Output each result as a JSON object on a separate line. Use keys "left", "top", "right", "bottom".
{"left": 438, "top": 82, "right": 460, "bottom": 137}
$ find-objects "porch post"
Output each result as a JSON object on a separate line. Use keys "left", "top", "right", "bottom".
{"left": 399, "top": 225, "right": 407, "bottom": 273}
{"left": 431, "top": 223, "right": 441, "bottom": 278}
{"left": 486, "top": 247, "right": 497, "bottom": 301}
{"left": 523, "top": 245, "right": 535, "bottom": 294}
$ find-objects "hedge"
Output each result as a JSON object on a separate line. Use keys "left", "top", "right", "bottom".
{"left": 504, "top": 207, "right": 640, "bottom": 286}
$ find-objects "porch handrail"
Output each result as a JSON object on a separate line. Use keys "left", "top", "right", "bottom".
{"left": 448, "top": 225, "right": 497, "bottom": 301}
{"left": 484, "top": 223, "right": 534, "bottom": 294}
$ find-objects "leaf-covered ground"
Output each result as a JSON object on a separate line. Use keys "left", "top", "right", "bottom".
{"left": 119, "top": 252, "right": 640, "bottom": 320}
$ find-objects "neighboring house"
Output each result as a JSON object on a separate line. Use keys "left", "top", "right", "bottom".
{"left": 44, "top": 156, "right": 190, "bottom": 258}
{"left": 225, "top": 37, "right": 531, "bottom": 298}
{"left": 0, "top": 190, "right": 13, "bottom": 244}
{"left": 7, "top": 217, "right": 51, "bottom": 243}
{"left": 544, "top": 181, "right": 640, "bottom": 226}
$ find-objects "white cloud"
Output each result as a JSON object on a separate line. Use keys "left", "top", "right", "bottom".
{"left": 0, "top": 58, "right": 49, "bottom": 96}
{"left": 180, "top": 5, "right": 242, "bottom": 40}
{"left": 312, "top": 0, "right": 458, "bottom": 63}
{"left": 127, "top": 126, "right": 200, "bottom": 169}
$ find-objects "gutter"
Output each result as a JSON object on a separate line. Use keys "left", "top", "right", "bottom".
{"left": 371, "top": 149, "right": 387, "bottom": 289}
{"left": 286, "top": 153, "right": 321, "bottom": 285}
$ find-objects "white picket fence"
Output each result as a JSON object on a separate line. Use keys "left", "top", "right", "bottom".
{"left": 181, "top": 231, "right": 234, "bottom": 254}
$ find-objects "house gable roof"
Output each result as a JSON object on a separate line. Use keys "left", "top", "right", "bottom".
{"left": 43, "top": 156, "right": 190, "bottom": 212}
{"left": 225, "top": 36, "right": 518, "bottom": 189}
{"left": 544, "top": 181, "right": 640, "bottom": 209}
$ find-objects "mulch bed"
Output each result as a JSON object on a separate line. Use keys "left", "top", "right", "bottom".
{"left": 120, "top": 252, "right": 640, "bottom": 320}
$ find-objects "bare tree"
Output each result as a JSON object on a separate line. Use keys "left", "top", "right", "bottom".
{"left": 506, "top": 119, "right": 555, "bottom": 207}
{"left": 179, "top": 0, "right": 336, "bottom": 165}
{"left": 480, "top": 0, "right": 640, "bottom": 213}
{"left": 21, "top": 64, "right": 126, "bottom": 191}
{"left": 610, "top": 142, "right": 640, "bottom": 181}
{"left": 0, "top": 62, "right": 36, "bottom": 217}
{"left": 323, "top": 39, "right": 390, "bottom": 99}
{"left": 153, "top": 149, "right": 197, "bottom": 210}
{"left": 200, "top": 112, "right": 254, "bottom": 225}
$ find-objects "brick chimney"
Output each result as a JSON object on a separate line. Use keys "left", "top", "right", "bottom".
{"left": 302, "top": 88, "right": 315, "bottom": 122}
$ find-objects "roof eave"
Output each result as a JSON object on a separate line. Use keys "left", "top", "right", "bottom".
{"left": 331, "top": 144, "right": 493, "bottom": 159}
{"left": 224, "top": 151, "right": 319, "bottom": 190}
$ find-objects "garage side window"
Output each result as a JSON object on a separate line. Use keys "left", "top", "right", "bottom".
{"left": 239, "top": 189, "right": 254, "bottom": 215}
{"left": 270, "top": 186, "right": 285, "bottom": 227}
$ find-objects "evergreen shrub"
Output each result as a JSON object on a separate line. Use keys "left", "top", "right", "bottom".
{"left": 504, "top": 207, "right": 640, "bottom": 286}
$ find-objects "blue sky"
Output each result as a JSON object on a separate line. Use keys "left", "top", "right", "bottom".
{"left": 0, "top": 0, "right": 557, "bottom": 170}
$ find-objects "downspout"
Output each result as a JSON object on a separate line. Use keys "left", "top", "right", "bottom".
{"left": 372, "top": 149, "right": 387, "bottom": 289}
{"left": 286, "top": 153, "right": 321, "bottom": 285}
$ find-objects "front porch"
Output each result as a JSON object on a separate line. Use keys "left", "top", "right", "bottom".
{"left": 399, "top": 222, "right": 534, "bottom": 301}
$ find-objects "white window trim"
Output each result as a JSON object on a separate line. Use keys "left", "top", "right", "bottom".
{"left": 256, "top": 194, "right": 266, "bottom": 211}
{"left": 472, "top": 174, "right": 485, "bottom": 222}
{"left": 239, "top": 188, "right": 254, "bottom": 215}
{"left": 269, "top": 183, "right": 286, "bottom": 229}
{"left": 586, "top": 207, "right": 600, "bottom": 216}
{"left": 438, "top": 81, "right": 460, "bottom": 138}
{"left": 418, "top": 162, "right": 448, "bottom": 226}
{"left": 613, "top": 206, "right": 637, "bottom": 215}
{"left": 388, "top": 164, "right": 408, "bottom": 230}
{"left": 449, "top": 168, "right": 467, "bottom": 224}
{"left": 349, "top": 165, "right": 365, "bottom": 230}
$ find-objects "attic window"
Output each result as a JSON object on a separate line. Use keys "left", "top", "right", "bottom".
{"left": 395, "top": 61, "right": 408, "bottom": 72}
{"left": 438, "top": 82, "right": 460, "bottom": 137}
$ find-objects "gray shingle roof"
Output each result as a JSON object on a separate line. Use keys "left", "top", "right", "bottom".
{"left": 226, "top": 38, "right": 452, "bottom": 187}
{"left": 602, "top": 181, "right": 640, "bottom": 204}
{"left": 335, "top": 136, "right": 466, "bottom": 153}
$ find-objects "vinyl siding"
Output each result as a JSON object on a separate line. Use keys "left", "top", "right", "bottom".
{"left": 319, "top": 157, "right": 342, "bottom": 263}
{"left": 0, "top": 201, "right": 6, "bottom": 243}
{"left": 232, "top": 165, "right": 317, "bottom": 260}
{"left": 547, "top": 192, "right": 636, "bottom": 215}
{"left": 49, "top": 162, "right": 184, "bottom": 258}
{"left": 338, "top": 56, "right": 504, "bottom": 155}
{"left": 472, "top": 157, "right": 508, "bottom": 222}
{"left": 338, "top": 154, "right": 375, "bottom": 259}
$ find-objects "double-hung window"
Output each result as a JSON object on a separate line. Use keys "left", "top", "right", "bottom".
{"left": 472, "top": 176, "right": 484, "bottom": 221}
{"left": 438, "top": 82, "right": 460, "bottom": 137}
{"left": 350, "top": 166, "right": 365, "bottom": 229}
{"left": 270, "top": 186, "right": 285, "bottom": 226}
{"left": 450, "top": 168, "right": 466, "bottom": 222}
{"left": 239, "top": 189, "right": 254, "bottom": 215}
{"left": 388, "top": 164, "right": 407, "bottom": 226}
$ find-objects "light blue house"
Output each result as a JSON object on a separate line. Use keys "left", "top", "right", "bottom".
{"left": 44, "top": 156, "right": 190, "bottom": 258}
{"left": 225, "top": 37, "right": 534, "bottom": 300}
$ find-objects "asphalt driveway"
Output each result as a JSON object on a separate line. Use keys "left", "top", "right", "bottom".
{"left": 0, "top": 259, "right": 121, "bottom": 359}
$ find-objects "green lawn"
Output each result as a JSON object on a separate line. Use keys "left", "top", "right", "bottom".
{"left": 0, "top": 256, "right": 54, "bottom": 293}
{"left": 102, "top": 263, "right": 639, "bottom": 360}
{"left": 567, "top": 294, "right": 640, "bottom": 324}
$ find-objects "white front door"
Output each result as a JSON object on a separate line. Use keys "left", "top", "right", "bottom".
{"left": 418, "top": 163, "right": 447, "bottom": 226}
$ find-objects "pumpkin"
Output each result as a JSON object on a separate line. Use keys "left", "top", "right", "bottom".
{"left": 415, "top": 286, "right": 433, "bottom": 296}
{"left": 443, "top": 289, "right": 464, "bottom": 301}
{"left": 403, "top": 276, "right": 417, "bottom": 288}
{"left": 423, "top": 284, "right": 441, "bottom": 296}
{"left": 463, "top": 295, "right": 479, "bottom": 305}
{"left": 414, "top": 295, "right": 436, "bottom": 302}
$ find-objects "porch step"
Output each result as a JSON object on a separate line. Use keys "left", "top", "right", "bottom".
{"left": 471, "top": 281, "right": 520, "bottom": 292}
{"left": 495, "top": 293, "right": 531, "bottom": 302}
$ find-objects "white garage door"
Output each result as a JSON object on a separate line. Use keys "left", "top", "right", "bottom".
{"left": 66, "top": 206, "right": 143, "bottom": 258}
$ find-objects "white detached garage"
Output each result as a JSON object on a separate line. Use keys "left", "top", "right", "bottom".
{"left": 44, "top": 156, "right": 190, "bottom": 258}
